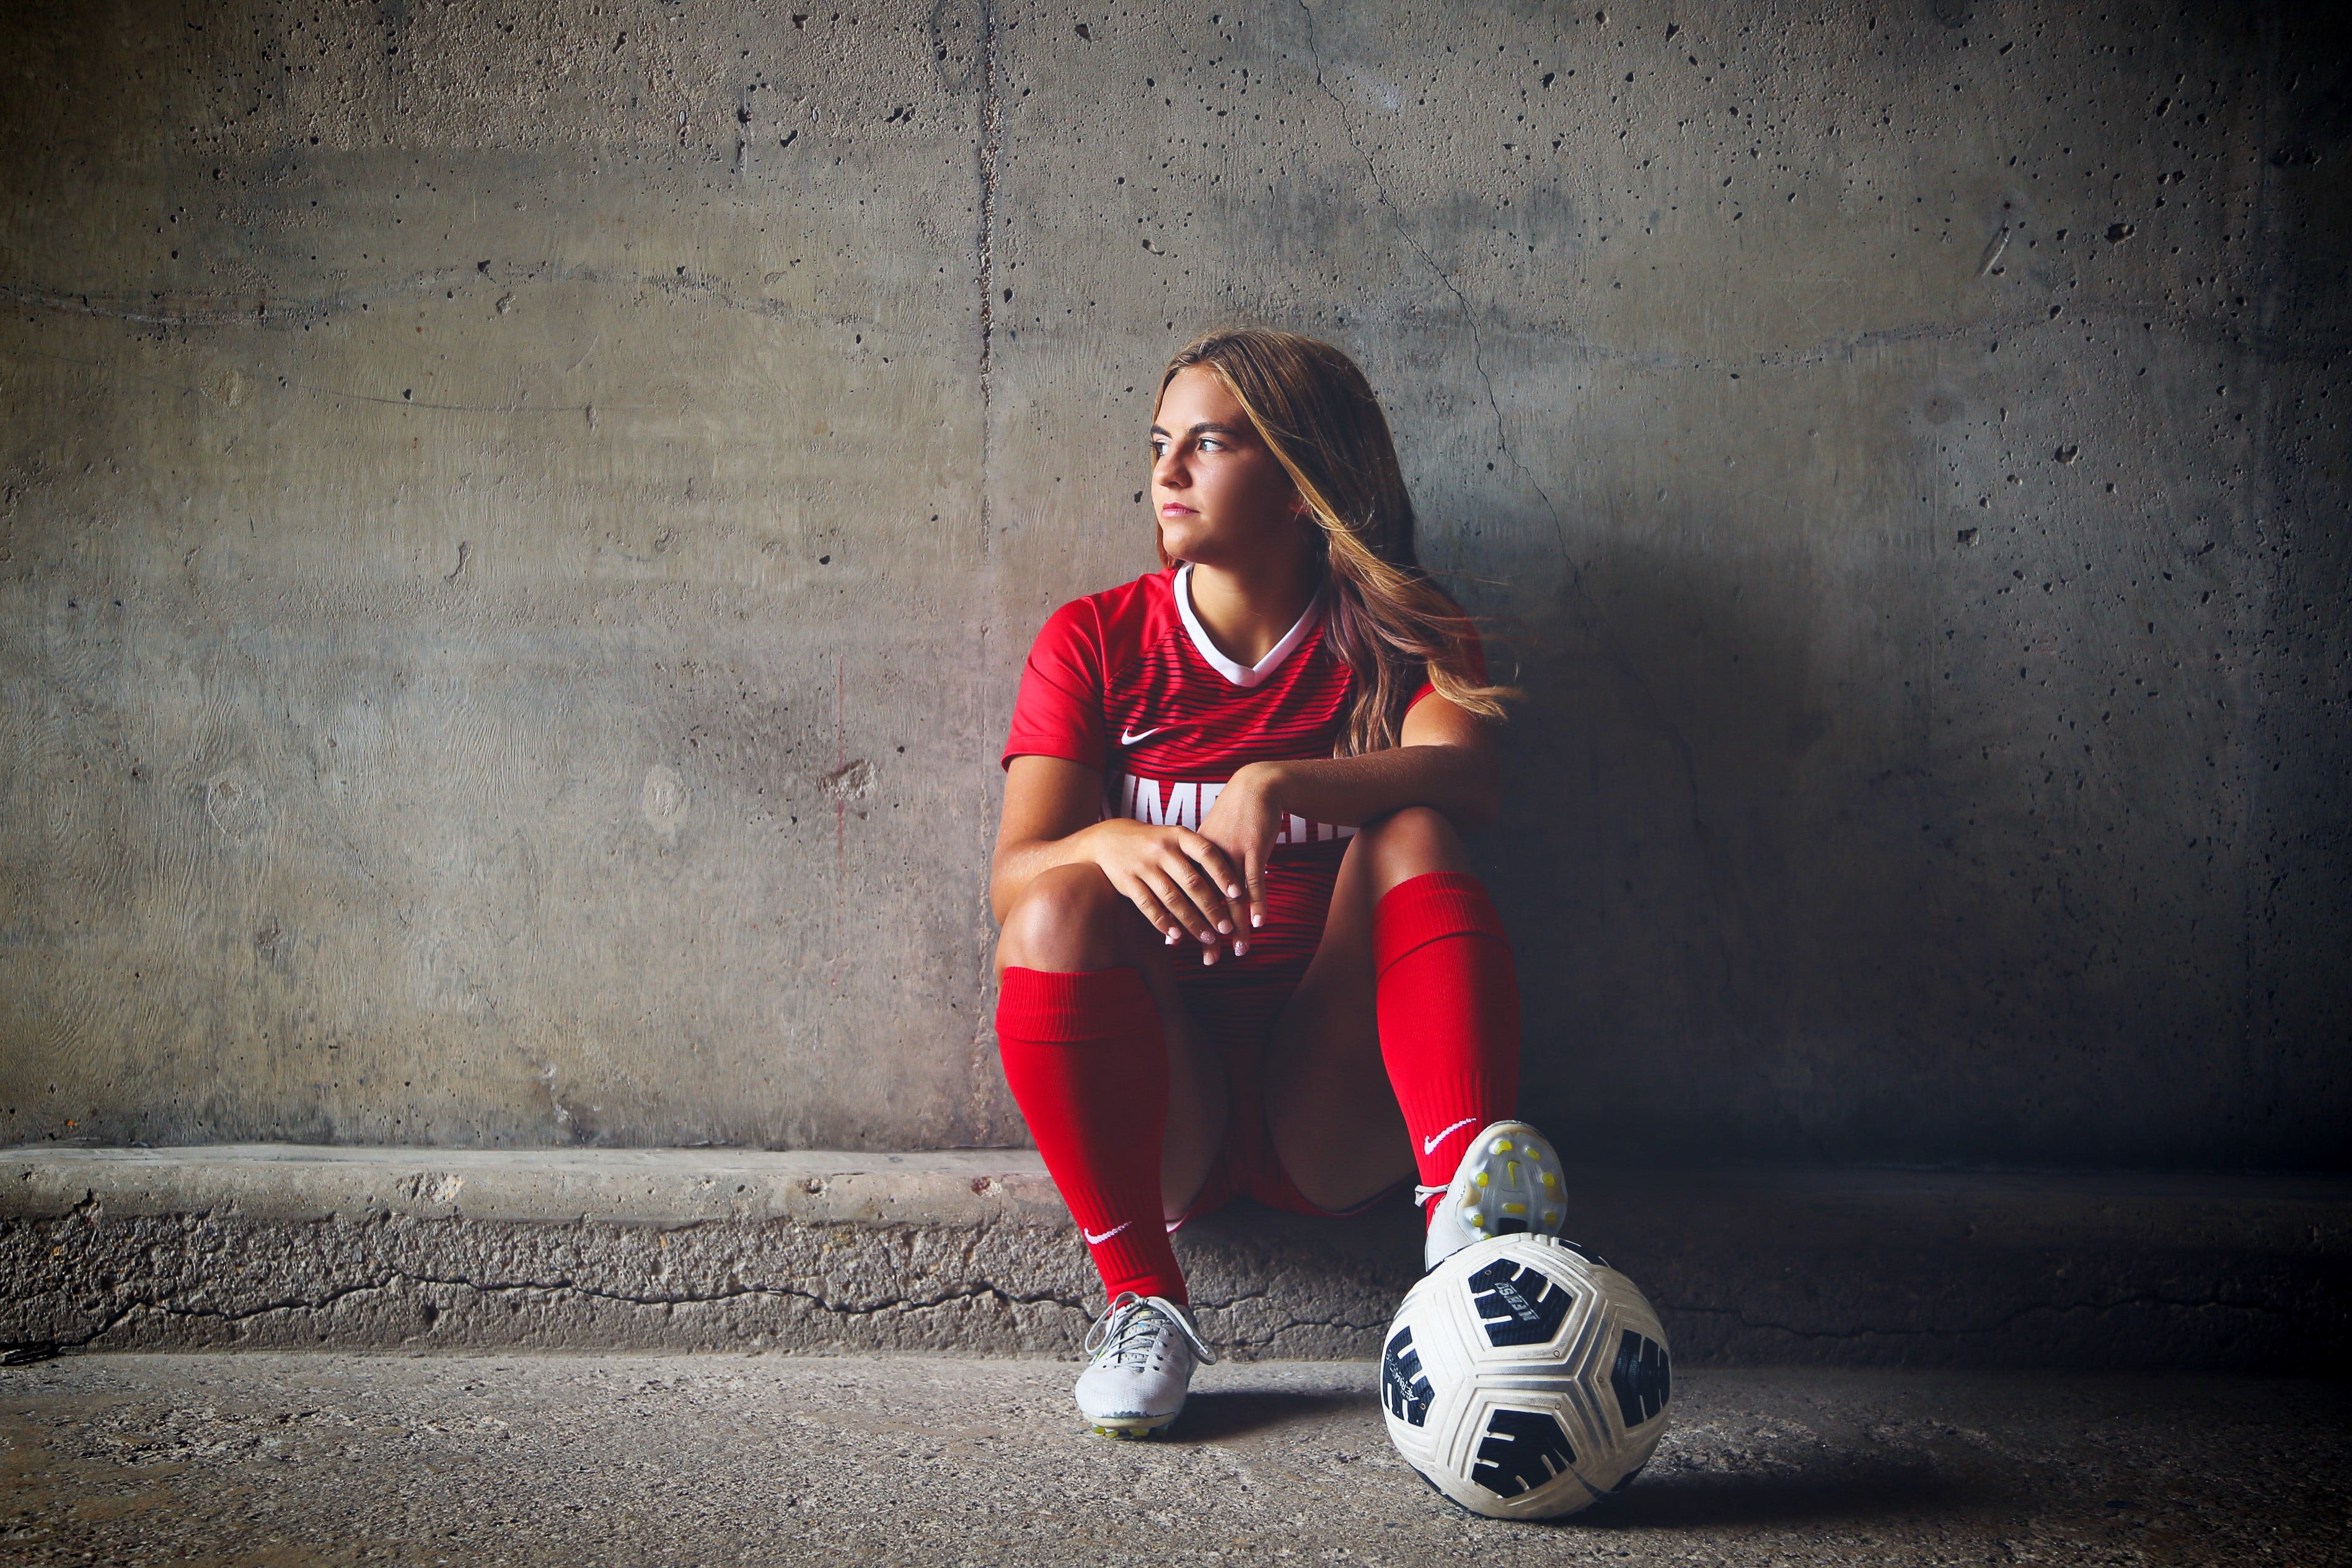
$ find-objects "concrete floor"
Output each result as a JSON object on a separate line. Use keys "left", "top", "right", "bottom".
{"left": 2, "top": 1355, "right": 2346, "bottom": 1567}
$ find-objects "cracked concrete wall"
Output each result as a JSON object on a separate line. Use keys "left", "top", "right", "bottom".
{"left": 7, "top": 1153, "right": 2344, "bottom": 1368}
{"left": 2, "top": 1, "right": 2347, "bottom": 1165}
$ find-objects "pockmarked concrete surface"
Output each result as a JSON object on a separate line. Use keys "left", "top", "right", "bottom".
{"left": 3, "top": 1355, "right": 2347, "bottom": 1567}
{"left": 9, "top": 1148, "right": 2348, "bottom": 1371}
{"left": 3, "top": 0, "right": 2347, "bottom": 1170}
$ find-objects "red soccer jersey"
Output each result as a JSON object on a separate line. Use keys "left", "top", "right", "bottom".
{"left": 1002, "top": 563, "right": 1483, "bottom": 1060}
{"left": 1003, "top": 564, "right": 1458, "bottom": 849}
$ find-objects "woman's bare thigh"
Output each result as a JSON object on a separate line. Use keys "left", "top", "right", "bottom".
{"left": 1134, "top": 953, "right": 1227, "bottom": 1219}
{"left": 1259, "top": 809, "right": 1474, "bottom": 1213}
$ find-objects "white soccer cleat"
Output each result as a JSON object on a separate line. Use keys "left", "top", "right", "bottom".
{"left": 1073, "top": 1292, "right": 1217, "bottom": 1438}
{"left": 1419, "top": 1120, "right": 1569, "bottom": 1272}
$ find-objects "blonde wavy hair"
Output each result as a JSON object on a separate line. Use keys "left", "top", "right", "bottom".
{"left": 1157, "top": 328, "right": 1516, "bottom": 755}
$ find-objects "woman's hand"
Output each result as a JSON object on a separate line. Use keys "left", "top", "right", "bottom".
{"left": 1197, "top": 761, "right": 1288, "bottom": 936}
{"left": 1082, "top": 817, "right": 1249, "bottom": 963}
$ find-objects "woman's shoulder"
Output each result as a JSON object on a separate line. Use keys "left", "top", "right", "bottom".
{"left": 1029, "top": 568, "right": 1179, "bottom": 653}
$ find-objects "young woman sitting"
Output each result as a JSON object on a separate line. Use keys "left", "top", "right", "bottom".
{"left": 990, "top": 328, "right": 1566, "bottom": 1437}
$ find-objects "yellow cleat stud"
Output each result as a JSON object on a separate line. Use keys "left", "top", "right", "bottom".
{"left": 1493, "top": 1139, "right": 1514, "bottom": 1154}
{"left": 1465, "top": 1209, "right": 1483, "bottom": 1227}
{"left": 1541, "top": 1172, "right": 1559, "bottom": 1190}
{"left": 1473, "top": 1171, "right": 1489, "bottom": 1187}
{"left": 1503, "top": 1202, "right": 1527, "bottom": 1216}
{"left": 1507, "top": 1161, "right": 1521, "bottom": 1181}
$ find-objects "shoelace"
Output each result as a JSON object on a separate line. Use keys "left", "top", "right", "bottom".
{"left": 1414, "top": 1184, "right": 1448, "bottom": 1208}
{"left": 1084, "top": 1292, "right": 1218, "bottom": 1370}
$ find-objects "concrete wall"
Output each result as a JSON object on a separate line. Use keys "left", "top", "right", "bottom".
{"left": 2, "top": 0, "right": 2345, "bottom": 1166}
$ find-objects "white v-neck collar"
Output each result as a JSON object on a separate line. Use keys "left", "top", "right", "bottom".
{"left": 1174, "top": 563, "right": 1326, "bottom": 689}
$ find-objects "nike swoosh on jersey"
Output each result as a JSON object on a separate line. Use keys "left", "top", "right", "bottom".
{"left": 1422, "top": 1115, "right": 1481, "bottom": 1157}
{"left": 1082, "top": 1222, "right": 1131, "bottom": 1244}
{"left": 1120, "top": 726, "right": 1171, "bottom": 746}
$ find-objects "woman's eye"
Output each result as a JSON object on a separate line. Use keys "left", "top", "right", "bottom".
{"left": 1196, "top": 436, "right": 1223, "bottom": 451}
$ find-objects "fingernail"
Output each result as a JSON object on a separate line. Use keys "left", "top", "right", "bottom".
{"left": 1165, "top": 929, "right": 1179, "bottom": 945}
{"left": 1201, "top": 949, "right": 1214, "bottom": 966}
{"left": 1199, "top": 930, "right": 1215, "bottom": 944}
{"left": 1216, "top": 920, "right": 1233, "bottom": 934}
{"left": 1251, "top": 914, "right": 1264, "bottom": 928}
{"left": 1233, "top": 941, "right": 1249, "bottom": 956}
{"left": 1227, "top": 886, "right": 1241, "bottom": 897}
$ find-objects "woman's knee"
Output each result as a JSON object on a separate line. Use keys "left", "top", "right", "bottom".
{"left": 1359, "top": 805, "right": 1468, "bottom": 893}
{"left": 996, "top": 863, "right": 1130, "bottom": 973}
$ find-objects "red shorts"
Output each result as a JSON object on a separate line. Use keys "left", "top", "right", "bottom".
{"left": 1165, "top": 841, "right": 1396, "bottom": 1230}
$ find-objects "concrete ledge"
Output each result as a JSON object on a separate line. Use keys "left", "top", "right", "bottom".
{"left": 2, "top": 1145, "right": 1070, "bottom": 1226}
{"left": 6, "top": 1147, "right": 2346, "bottom": 1371}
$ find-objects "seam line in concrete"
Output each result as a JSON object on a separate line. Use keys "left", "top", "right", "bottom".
{"left": 976, "top": 0, "right": 998, "bottom": 439}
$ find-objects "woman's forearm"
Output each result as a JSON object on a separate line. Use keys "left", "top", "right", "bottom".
{"left": 1253, "top": 743, "right": 1499, "bottom": 835}
{"left": 989, "top": 819, "right": 1109, "bottom": 924}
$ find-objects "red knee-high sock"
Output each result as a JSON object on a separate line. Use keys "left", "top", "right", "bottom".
{"left": 996, "top": 966, "right": 1187, "bottom": 1306}
{"left": 1373, "top": 872, "right": 1522, "bottom": 1226}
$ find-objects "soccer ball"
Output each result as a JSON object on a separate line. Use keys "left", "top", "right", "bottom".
{"left": 1380, "top": 1233, "right": 1672, "bottom": 1520}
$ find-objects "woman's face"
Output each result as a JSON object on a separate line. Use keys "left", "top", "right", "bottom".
{"left": 1150, "top": 365, "right": 1306, "bottom": 569}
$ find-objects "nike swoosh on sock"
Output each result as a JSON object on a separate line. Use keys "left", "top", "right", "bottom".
{"left": 1422, "top": 1115, "right": 1481, "bottom": 1157}
{"left": 1083, "top": 1222, "right": 1132, "bottom": 1244}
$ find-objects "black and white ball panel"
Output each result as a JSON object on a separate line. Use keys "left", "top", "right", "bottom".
{"left": 1467, "top": 1255, "right": 1577, "bottom": 1349}
{"left": 1378, "top": 1234, "right": 1673, "bottom": 1520}
{"left": 1381, "top": 1324, "right": 1434, "bottom": 1429}
{"left": 1471, "top": 1407, "right": 1579, "bottom": 1500}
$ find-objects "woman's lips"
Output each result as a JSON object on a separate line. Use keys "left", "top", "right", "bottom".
{"left": 1159, "top": 503, "right": 1196, "bottom": 518}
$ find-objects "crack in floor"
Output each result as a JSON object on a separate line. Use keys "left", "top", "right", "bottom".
{"left": 13, "top": 1269, "right": 1407, "bottom": 1358}
{"left": 12, "top": 1272, "right": 1101, "bottom": 1356}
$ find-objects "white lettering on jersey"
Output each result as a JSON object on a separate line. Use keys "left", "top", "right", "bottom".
{"left": 1113, "top": 774, "right": 1354, "bottom": 844}
{"left": 1132, "top": 777, "right": 1197, "bottom": 829}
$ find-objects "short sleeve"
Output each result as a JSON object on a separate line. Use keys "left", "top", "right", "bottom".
{"left": 1002, "top": 598, "right": 1109, "bottom": 770}
{"left": 1407, "top": 622, "right": 1491, "bottom": 710}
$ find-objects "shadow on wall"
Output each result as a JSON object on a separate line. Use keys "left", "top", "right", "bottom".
{"left": 1471, "top": 527, "right": 2258, "bottom": 1171}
